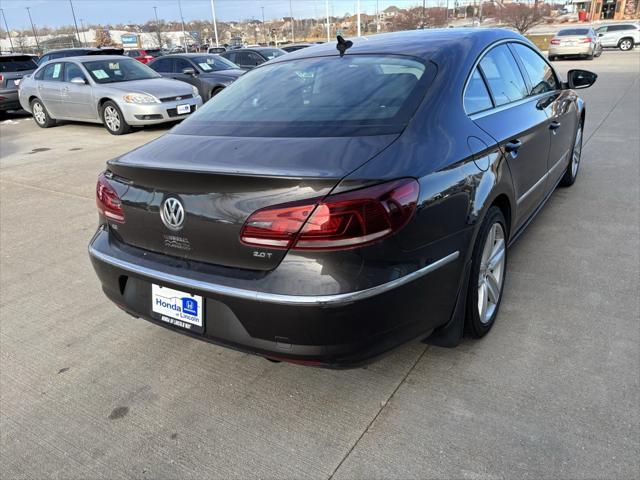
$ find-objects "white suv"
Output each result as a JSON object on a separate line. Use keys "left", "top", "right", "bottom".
{"left": 596, "top": 23, "right": 640, "bottom": 51}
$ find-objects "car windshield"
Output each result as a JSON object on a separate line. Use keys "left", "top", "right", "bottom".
{"left": 0, "top": 56, "right": 38, "bottom": 72}
{"left": 192, "top": 55, "right": 238, "bottom": 71}
{"left": 259, "top": 48, "right": 286, "bottom": 60}
{"left": 176, "top": 54, "right": 432, "bottom": 137}
{"left": 145, "top": 49, "right": 163, "bottom": 57}
{"left": 83, "top": 58, "right": 160, "bottom": 83}
{"left": 558, "top": 29, "right": 590, "bottom": 36}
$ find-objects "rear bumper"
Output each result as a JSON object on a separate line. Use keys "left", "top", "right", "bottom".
{"left": 0, "top": 90, "right": 20, "bottom": 111}
{"left": 119, "top": 96, "right": 203, "bottom": 125}
{"left": 549, "top": 45, "right": 593, "bottom": 56}
{"left": 89, "top": 227, "right": 465, "bottom": 367}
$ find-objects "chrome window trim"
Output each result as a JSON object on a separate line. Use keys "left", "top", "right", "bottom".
{"left": 89, "top": 243, "right": 459, "bottom": 306}
{"left": 463, "top": 38, "right": 561, "bottom": 117}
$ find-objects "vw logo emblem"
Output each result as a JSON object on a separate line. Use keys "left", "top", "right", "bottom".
{"left": 160, "top": 197, "right": 185, "bottom": 231}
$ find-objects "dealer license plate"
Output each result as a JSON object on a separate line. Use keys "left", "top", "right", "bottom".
{"left": 151, "top": 284, "right": 203, "bottom": 332}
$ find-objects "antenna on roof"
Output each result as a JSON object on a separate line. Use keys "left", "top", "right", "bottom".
{"left": 336, "top": 35, "right": 353, "bottom": 57}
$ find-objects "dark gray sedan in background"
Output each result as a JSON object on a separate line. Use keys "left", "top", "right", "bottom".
{"left": 148, "top": 54, "right": 244, "bottom": 102}
{"left": 0, "top": 54, "right": 38, "bottom": 114}
{"left": 89, "top": 29, "right": 595, "bottom": 367}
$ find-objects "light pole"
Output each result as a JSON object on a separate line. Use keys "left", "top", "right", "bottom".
{"left": 325, "top": 0, "right": 330, "bottom": 42}
{"left": 25, "top": 7, "right": 40, "bottom": 54}
{"left": 79, "top": 18, "right": 87, "bottom": 46}
{"left": 1, "top": 8, "right": 14, "bottom": 52}
{"left": 69, "top": 0, "right": 81, "bottom": 46}
{"left": 153, "top": 6, "right": 163, "bottom": 48}
{"left": 210, "top": 0, "right": 219, "bottom": 47}
{"left": 289, "top": 0, "right": 294, "bottom": 43}
{"left": 178, "top": 0, "right": 188, "bottom": 51}
{"left": 261, "top": 6, "right": 266, "bottom": 45}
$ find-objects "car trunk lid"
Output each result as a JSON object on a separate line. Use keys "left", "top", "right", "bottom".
{"left": 106, "top": 132, "right": 398, "bottom": 271}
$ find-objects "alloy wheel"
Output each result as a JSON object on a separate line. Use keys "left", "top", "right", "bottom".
{"left": 104, "top": 106, "right": 121, "bottom": 132}
{"left": 477, "top": 222, "right": 506, "bottom": 324}
{"left": 33, "top": 102, "right": 46, "bottom": 125}
{"left": 620, "top": 39, "right": 632, "bottom": 51}
{"left": 571, "top": 125, "right": 583, "bottom": 177}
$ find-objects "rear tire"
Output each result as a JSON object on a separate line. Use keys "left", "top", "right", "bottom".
{"left": 465, "top": 207, "right": 508, "bottom": 338}
{"left": 101, "top": 101, "right": 132, "bottom": 135}
{"left": 619, "top": 38, "right": 634, "bottom": 51}
{"left": 30, "top": 98, "right": 56, "bottom": 128}
{"left": 559, "top": 121, "right": 583, "bottom": 187}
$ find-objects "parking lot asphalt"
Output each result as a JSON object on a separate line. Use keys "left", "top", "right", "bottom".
{"left": 1, "top": 50, "right": 639, "bottom": 479}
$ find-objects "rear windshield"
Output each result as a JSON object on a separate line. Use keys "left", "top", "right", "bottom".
{"left": 192, "top": 55, "right": 238, "bottom": 71}
{"left": 83, "top": 58, "right": 160, "bottom": 83}
{"left": 175, "top": 55, "right": 433, "bottom": 137}
{"left": 258, "top": 48, "right": 286, "bottom": 60}
{"left": 558, "top": 29, "right": 590, "bottom": 36}
{"left": 0, "top": 56, "right": 38, "bottom": 72}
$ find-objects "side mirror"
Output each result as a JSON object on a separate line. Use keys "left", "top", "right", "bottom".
{"left": 598, "top": 33, "right": 604, "bottom": 37}
{"left": 70, "top": 77, "right": 87, "bottom": 85}
{"left": 182, "top": 67, "right": 196, "bottom": 76}
{"left": 567, "top": 69, "right": 597, "bottom": 89}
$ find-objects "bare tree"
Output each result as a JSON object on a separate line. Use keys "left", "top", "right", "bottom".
{"left": 14, "top": 34, "right": 30, "bottom": 53}
{"left": 501, "top": 3, "right": 544, "bottom": 34}
{"left": 94, "top": 27, "right": 114, "bottom": 47}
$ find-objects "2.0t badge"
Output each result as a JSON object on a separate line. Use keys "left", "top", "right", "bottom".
{"left": 160, "top": 197, "right": 185, "bottom": 231}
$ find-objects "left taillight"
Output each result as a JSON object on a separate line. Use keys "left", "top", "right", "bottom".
{"left": 240, "top": 178, "right": 419, "bottom": 251}
{"left": 96, "top": 172, "right": 125, "bottom": 223}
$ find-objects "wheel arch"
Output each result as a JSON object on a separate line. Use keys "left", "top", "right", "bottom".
{"left": 618, "top": 36, "right": 634, "bottom": 47}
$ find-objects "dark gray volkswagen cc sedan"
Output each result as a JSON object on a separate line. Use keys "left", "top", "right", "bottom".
{"left": 89, "top": 29, "right": 596, "bottom": 367}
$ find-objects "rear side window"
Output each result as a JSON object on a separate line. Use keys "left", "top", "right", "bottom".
{"left": 479, "top": 45, "right": 528, "bottom": 107}
{"left": 464, "top": 68, "right": 493, "bottom": 114}
{"left": 0, "top": 56, "right": 38, "bottom": 72}
{"left": 511, "top": 43, "right": 558, "bottom": 95}
{"left": 42, "top": 63, "right": 63, "bottom": 81}
{"left": 151, "top": 58, "right": 172, "bottom": 73}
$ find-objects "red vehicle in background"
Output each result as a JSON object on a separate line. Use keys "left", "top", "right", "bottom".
{"left": 125, "top": 49, "right": 163, "bottom": 64}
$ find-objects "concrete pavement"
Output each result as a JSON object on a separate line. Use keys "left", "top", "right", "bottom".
{"left": 1, "top": 51, "right": 638, "bottom": 479}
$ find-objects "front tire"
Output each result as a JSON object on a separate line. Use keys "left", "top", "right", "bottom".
{"left": 30, "top": 98, "right": 56, "bottom": 128}
{"left": 559, "top": 121, "right": 583, "bottom": 187}
{"left": 619, "top": 38, "right": 634, "bottom": 51}
{"left": 101, "top": 101, "right": 131, "bottom": 135}
{"left": 465, "top": 207, "right": 508, "bottom": 338}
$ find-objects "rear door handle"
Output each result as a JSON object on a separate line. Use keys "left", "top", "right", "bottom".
{"left": 550, "top": 121, "right": 561, "bottom": 130}
{"left": 504, "top": 140, "right": 522, "bottom": 153}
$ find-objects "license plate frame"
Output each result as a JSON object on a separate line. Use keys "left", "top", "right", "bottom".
{"left": 151, "top": 284, "right": 204, "bottom": 333}
{"left": 176, "top": 104, "right": 191, "bottom": 115}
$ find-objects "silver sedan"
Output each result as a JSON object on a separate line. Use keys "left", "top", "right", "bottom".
{"left": 18, "top": 55, "right": 202, "bottom": 135}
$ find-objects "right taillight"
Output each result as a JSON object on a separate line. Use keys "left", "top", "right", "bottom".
{"left": 240, "top": 178, "right": 419, "bottom": 251}
{"left": 96, "top": 173, "right": 125, "bottom": 223}
{"left": 550, "top": 39, "right": 561, "bottom": 45}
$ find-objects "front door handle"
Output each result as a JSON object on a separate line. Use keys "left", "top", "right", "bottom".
{"left": 549, "top": 121, "right": 561, "bottom": 130}
{"left": 505, "top": 140, "right": 522, "bottom": 153}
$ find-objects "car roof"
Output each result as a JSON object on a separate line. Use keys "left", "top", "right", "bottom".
{"left": 271, "top": 28, "right": 525, "bottom": 64}
{"left": 158, "top": 53, "right": 215, "bottom": 58}
{"left": 43, "top": 48, "right": 99, "bottom": 53}
{"left": 46, "top": 55, "right": 129, "bottom": 63}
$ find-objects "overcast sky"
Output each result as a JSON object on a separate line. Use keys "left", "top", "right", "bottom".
{"left": 1, "top": 0, "right": 431, "bottom": 30}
